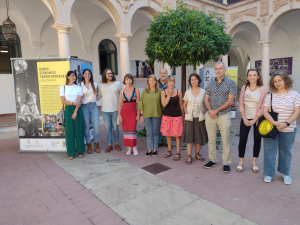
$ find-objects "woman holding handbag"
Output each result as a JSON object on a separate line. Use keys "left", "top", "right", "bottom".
{"left": 237, "top": 68, "right": 268, "bottom": 172}
{"left": 60, "top": 71, "right": 85, "bottom": 160}
{"left": 263, "top": 71, "right": 300, "bottom": 184}
{"left": 181, "top": 73, "right": 208, "bottom": 165}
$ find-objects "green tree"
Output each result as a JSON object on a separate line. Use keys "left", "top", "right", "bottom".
{"left": 145, "top": 0, "right": 232, "bottom": 95}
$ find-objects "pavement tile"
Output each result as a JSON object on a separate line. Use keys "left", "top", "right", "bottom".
{"left": 90, "top": 210, "right": 118, "bottom": 224}
{"left": 265, "top": 215, "right": 289, "bottom": 225}
{"left": 20, "top": 211, "right": 39, "bottom": 225}
{"left": 63, "top": 204, "right": 87, "bottom": 222}
{"left": 97, "top": 215, "right": 123, "bottom": 225}
{"left": 54, "top": 214, "right": 74, "bottom": 225}
{"left": 38, "top": 219, "right": 58, "bottom": 225}
{"left": 37, "top": 209, "right": 65, "bottom": 223}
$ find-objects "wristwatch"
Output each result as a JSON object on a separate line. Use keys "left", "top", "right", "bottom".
{"left": 285, "top": 122, "right": 290, "bottom": 126}
{"left": 140, "top": 114, "right": 143, "bottom": 116}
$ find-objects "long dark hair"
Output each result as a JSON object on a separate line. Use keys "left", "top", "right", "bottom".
{"left": 246, "top": 68, "right": 263, "bottom": 87}
{"left": 65, "top": 71, "right": 77, "bottom": 85}
{"left": 188, "top": 73, "right": 202, "bottom": 87}
{"left": 82, "top": 69, "right": 96, "bottom": 94}
{"left": 102, "top": 68, "right": 116, "bottom": 83}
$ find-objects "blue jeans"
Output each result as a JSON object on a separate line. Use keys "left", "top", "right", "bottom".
{"left": 82, "top": 102, "right": 100, "bottom": 143}
{"left": 263, "top": 128, "right": 297, "bottom": 177}
{"left": 158, "top": 118, "right": 163, "bottom": 144}
{"left": 102, "top": 111, "right": 119, "bottom": 145}
{"left": 144, "top": 117, "right": 161, "bottom": 150}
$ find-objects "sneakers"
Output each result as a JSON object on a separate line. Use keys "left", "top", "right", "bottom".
{"left": 264, "top": 176, "right": 272, "bottom": 183}
{"left": 203, "top": 161, "right": 217, "bottom": 168}
{"left": 146, "top": 151, "right": 152, "bottom": 157}
{"left": 223, "top": 165, "right": 231, "bottom": 173}
{"left": 126, "top": 147, "right": 132, "bottom": 155}
{"left": 133, "top": 147, "right": 139, "bottom": 156}
{"left": 152, "top": 151, "right": 158, "bottom": 157}
{"left": 283, "top": 175, "right": 292, "bottom": 185}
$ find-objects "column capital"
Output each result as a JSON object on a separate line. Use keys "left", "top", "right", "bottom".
{"left": 115, "top": 33, "right": 132, "bottom": 41}
{"left": 259, "top": 40, "right": 272, "bottom": 46}
{"left": 52, "top": 23, "right": 73, "bottom": 32}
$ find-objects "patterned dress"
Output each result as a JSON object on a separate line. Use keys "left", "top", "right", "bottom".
{"left": 121, "top": 88, "right": 137, "bottom": 147}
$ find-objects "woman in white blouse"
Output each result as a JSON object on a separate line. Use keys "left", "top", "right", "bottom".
{"left": 238, "top": 68, "right": 268, "bottom": 173}
{"left": 60, "top": 71, "right": 85, "bottom": 160}
{"left": 181, "top": 73, "right": 208, "bottom": 165}
{"left": 81, "top": 69, "right": 101, "bottom": 154}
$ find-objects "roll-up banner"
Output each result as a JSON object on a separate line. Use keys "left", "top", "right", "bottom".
{"left": 200, "top": 66, "right": 238, "bottom": 119}
{"left": 11, "top": 57, "right": 93, "bottom": 152}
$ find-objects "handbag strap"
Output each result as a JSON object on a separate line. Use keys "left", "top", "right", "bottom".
{"left": 270, "top": 93, "right": 273, "bottom": 112}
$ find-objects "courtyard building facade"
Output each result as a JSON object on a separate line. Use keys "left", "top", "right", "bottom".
{"left": 0, "top": 0, "right": 300, "bottom": 114}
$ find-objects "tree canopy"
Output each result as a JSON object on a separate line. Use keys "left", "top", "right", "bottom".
{"left": 145, "top": 0, "right": 232, "bottom": 93}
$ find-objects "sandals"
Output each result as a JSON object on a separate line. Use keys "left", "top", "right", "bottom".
{"left": 78, "top": 154, "right": 83, "bottom": 158}
{"left": 252, "top": 161, "right": 259, "bottom": 173}
{"left": 186, "top": 155, "right": 192, "bottom": 165}
{"left": 173, "top": 153, "right": 181, "bottom": 161}
{"left": 195, "top": 153, "right": 205, "bottom": 162}
{"left": 164, "top": 150, "right": 172, "bottom": 158}
{"left": 237, "top": 162, "right": 243, "bottom": 172}
{"left": 68, "top": 156, "right": 74, "bottom": 160}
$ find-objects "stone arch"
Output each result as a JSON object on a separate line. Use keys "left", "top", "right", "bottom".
{"left": 126, "top": 1, "right": 161, "bottom": 33}
{"left": 226, "top": 18, "right": 263, "bottom": 40}
{"left": 96, "top": 0, "right": 124, "bottom": 33}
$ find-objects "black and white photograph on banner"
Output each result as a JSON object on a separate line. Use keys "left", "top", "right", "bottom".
{"left": 14, "top": 59, "right": 43, "bottom": 137}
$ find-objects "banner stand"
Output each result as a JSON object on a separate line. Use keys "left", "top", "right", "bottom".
{"left": 11, "top": 57, "right": 93, "bottom": 153}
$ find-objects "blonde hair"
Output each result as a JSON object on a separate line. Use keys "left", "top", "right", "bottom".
{"left": 145, "top": 75, "right": 158, "bottom": 93}
{"left": 166, "top": 75, "right": 175, "bottom": 83}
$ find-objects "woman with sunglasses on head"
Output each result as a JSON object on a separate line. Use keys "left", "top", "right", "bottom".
{"left": 237, "top": 68, "right": 268, "bottom": 172}
{"left": 263, "top": 71, "right": 300, "bottom": 184}
{"left": 60, "top": 71, "right": 84, "bottom": 160}
{"left": 80, "top": 69, "right": 101, "bottom": 154}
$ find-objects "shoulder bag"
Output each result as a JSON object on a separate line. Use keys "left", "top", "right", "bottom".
{"left": 257, "top": 93, "right": 279, "bottom": 140}
{"left": 57, "top": 86, "right": 65, "bottom": 127}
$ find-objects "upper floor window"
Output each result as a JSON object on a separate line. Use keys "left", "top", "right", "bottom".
{"left": 98, "top": 39, "right": 118, "bottom": 75}
{"left": 0, "top": 26, "right": 22, "bottom": 74}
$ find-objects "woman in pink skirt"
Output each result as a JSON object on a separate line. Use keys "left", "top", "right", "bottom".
{"left": 161, "top": 75, "right": 184, "bottom": 161}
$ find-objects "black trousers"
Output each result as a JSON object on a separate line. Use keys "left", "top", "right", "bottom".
{"left": 238, "top": 118, "right": 261, "bottom": 158}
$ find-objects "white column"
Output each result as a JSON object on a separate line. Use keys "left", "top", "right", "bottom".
{"left": 222, "top": 55, "right": 228, "bottom": 67}
{"left": 164, "top": 63, "right": 172, "bottom": 75}
{"left": 259, "top": 40, "right": 272, "bottom": 86}
{"left": 52, "top": 23, "right": 73, "bottom": 57}
{"left": 223, "top": 0, "right": 228, "bottom": 5}
{"left": 115, "top": 33, "right": 132, "bottom": 80}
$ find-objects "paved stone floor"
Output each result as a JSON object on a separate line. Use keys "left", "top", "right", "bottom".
{"left": 1, "top": 114, "right": 300, "bottom": 225}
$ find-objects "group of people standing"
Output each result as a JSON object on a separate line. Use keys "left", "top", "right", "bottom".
{"left": 60, "top": 61, "right": 300, "bottom": 185}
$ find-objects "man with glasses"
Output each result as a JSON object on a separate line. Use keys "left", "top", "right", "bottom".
{"left": 99, "top": 68, "right": 123, "bottom": 153}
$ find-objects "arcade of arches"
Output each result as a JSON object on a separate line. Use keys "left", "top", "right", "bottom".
{"left": 0, "top": 0, "right": 300, "bottom": 114}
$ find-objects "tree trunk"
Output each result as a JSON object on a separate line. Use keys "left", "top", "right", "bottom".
{"left": 181, "top": 63, "right": 186, "bottom": 97}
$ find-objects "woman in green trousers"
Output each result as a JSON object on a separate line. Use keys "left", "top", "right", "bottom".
{"left": 60, "top": 71, "right": 85, "bottom": 160}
